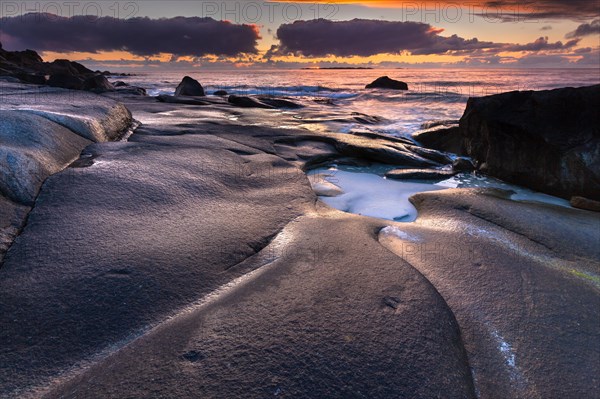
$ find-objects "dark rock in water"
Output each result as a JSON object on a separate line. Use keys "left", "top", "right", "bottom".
{"left": 460, "top": 85, "right": 600, "bottom": 200}
{"left": 157, "top": 94, "right": 210, "bottom": 105}
{"left": 366, "top": 76, "right": 408, "bottom": 90}
{"left": 175, "top": 76, "right": 205, "bottom": 96}
{"left": 228, "top": 95, "right": 303, "bottom": 109}
{"left": 570, "top": 196, "right": 600, "bottom": 212}
{"left": 229, "top": 95, "right": 273, "bottom": 108}
{"left": 47, "top": 73, "right": 85, "bottom": 90}
{"left": 314, "top": 98, "right": 336, "bottom": 106}
{"left": 412, "top": 124, "right": 465, "bottom": 155}
{"left": 213, "top": 90, "right": 228, "bottom": 96}
{"left": 386, "top": 168, "right": 457, "bottom": 181}
{"left": 113, "top": 81, "right": 128, "bottom": 87}
{"left": 452, "top": 157, "right": 474, "bottom": 172}
{"left": 352, "top": 112, "right": 383, "bottom": 124}
{"left": 405, "top": 144, "right": 453, "bottom": 165}
{"left": 258, "top": 96, "right": 303, "bottom": 109}
{"left": 115, "top": 86, "right": 147, "bottom": 96}
{"left": 83, "top": 74, "right": 114, "bottom": 92}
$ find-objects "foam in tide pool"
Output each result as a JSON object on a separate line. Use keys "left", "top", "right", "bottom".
{"left": 436, "top": 173, "right": 572, "bottom": 208}
{"left": 307, "top": 166, "right": 444, "bottom": 222}
{"left": 308, "top": 165, "right": 572, "bottom": 223}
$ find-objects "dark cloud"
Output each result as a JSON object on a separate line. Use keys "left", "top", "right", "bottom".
{"left": 272, "top": 19, "right": 581, "bottom": 58}
{"left": 0, "top": 13, "right": 260, "bottom": 56}
{"left": 566, "top": 19, "right": 600, "bottom": 38}
{"left": 478, "top": 0, "right": 599, "bottom": 21}
{"left": 504, "top": 36, "right": 579, "bottom": 51}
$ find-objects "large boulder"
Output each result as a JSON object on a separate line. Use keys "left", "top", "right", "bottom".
{"left": 175, "top": 76, "right": 205, "bottom": 96}
{"left": 366, "top": 76, "right": 408, "bottom": 90}
{"left": 460, "top": 85, "right": 600, "bottom": 200}
{"left": 47, "top": 73, "right": 85, "bottom": 90}
{"left": 82, "top": 74, "right": 114, "bottom": 93}
{"left": 45, "top": 59, "right": 93, "bottom": 75}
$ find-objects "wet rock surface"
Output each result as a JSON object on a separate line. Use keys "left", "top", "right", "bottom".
{"left": 385, "top": 168, "right": 458, "bottom": 181}
{"left": 0, "top": 83, "right": 598, "bottom": 399}
{"left": 0, "top": 82, "right": 132, "bottom": 262}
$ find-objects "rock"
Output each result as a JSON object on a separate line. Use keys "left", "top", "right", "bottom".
{"left": 385, "top": 168, "right": 457, "bottom": 181}
{"left": 420, "top": 120, "right": 460, "bottom": 129}
{"left": 452, "top": 158, "right": 474, "bottom": 172}
{"left": 213, "top": 90, "right": 228, "bottom": 96}
{"left": 157, "top": 95, "right": 210, "bottom": 105}
{"left": 113, "top": 81, "right": 128, "bottom": 87}
{"left": 228, "top": 95, "right": 273, "bottom": 109}
{"left": 0, "top": 194, "right": 29, "bottom": 263}
{"left": 47, "top": 73, "right": 85, "bottom": 90}
{"left": 175, "top": 76, "right": 205, "bottom": 96}
{"left": 366, "top": 76, "right": 408, "bottom": 90}
{"left": 1, "top": 82, "right": 133, "bottom": 142}
{"left": 329, "top": 134, "right": 441, "bottom": 167}
{"left": 0, "top": 76, "right": 21, "bottom": 83}
{"left": 83, "top": 74, "right": 114, "bottom": 92}
{"left": 2, "top": 48, "right": 44, "bottom": 68}
{"left": 412, "top": 124, "right": 465, "bottom": 155}
{"left": 0, "top": 110, "right": 91, "bottom": 205}
{"left": 228, "top": 95, "right": 302, "bottom": 109}
{"left": 460, "top": 85, "right": 600, "bottom": 200}
{"left": 45, "top": 59, "right": 92, "bottom": 76}
{"left": 114, "top": 86, "right": 147, "bottom": 96}
{"left": 309, "top": 174, "right": 344, "bottom": 196}
{"left": 570, "top": 196, "right": 600, "bottom": 212}
{"left": 257, "top": 96, "right": 303, "bottom": 109}
{"left": 15, "top": 72, "right": 46, "bottom": 85}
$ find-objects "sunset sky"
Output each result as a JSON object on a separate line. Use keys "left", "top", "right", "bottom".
{"left": 1, "top": 0, "right": 598, "bottom": 69}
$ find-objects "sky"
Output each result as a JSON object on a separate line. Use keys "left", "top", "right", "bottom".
{"left": 0, "top": 0, "right": 599, "bottom": 69}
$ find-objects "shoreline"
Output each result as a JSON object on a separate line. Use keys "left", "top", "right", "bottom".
{"left": 0, "top": 78, "right": 599, "bottom": 398}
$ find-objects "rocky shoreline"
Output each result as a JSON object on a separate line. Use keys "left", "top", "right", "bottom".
{"left": 1, "top": 55, "right": 599, "bottom": 398}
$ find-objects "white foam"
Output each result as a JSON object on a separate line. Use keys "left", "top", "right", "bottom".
{"left": 307, "top": 167, "right": 444, "bottom": 222}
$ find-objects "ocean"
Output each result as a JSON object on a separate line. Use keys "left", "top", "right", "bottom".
{"left": 117, "top": 68, "right": 600, "bottom": 138}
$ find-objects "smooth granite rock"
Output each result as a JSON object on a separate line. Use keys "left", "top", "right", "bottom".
{"left": 0, "top": 110, "right": 91, "bottom": 205}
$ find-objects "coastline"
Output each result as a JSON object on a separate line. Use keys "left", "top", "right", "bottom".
{"left": 0, "top": 75, "right": 599, "bottom": 398}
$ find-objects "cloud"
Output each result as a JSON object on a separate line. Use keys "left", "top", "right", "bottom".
{"left": 271, "top": 19, "right": 581, "bottom": 58}
{"left": 540, "top": 26, "right": 553, "bottom": 31}
{"left": 270, "top": 1, "right": 600, "bottom": 20}
{"left": 0, "top": 13, "right": 260, "bottom": 56}
{"left": 503, "top": 36, "right": 579, "bottom": 51}
{"left": 479, "top": 0, "right": 599, "bottom": 20}
{"left": 566, "top": 19, "right": 600, "bottom": 38}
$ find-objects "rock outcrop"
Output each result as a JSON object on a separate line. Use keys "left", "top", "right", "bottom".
{"left": 0, "top": 43, "right": 130, "bottom": 94}
{"left": 175, "top": 76, "right": 205, "bottom": 96}
{"left": 366, "top": 76, "right": 408, "bottom": 90}
{"left": 460, "top": 85, "right": 600, "bottom": 200}
{"left": 0, "top": 81, "right": 133, "bottom": 262}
